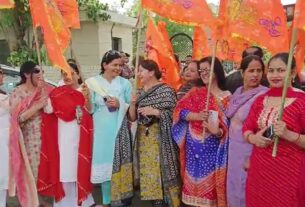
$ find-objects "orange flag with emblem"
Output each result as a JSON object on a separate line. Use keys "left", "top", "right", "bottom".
{"left": 146, "top": 18, "right": 181, "bottom": 90}
{"left": 55, "top": 0, "right": 80, "bottom": 29}
{"left": 206, "top": 0, "right": 249, "bottom": 62}
{"left": 142, "top": 0, "right": 215, "bottom": 26}
{"left": 29, "top": 0, "right": 72, "bottom": 75}
{"left": 226, "top": 0, "right": 289, "bottom": 54}
{"left": 0, "top": 0, "right": 14, "bottom": 8}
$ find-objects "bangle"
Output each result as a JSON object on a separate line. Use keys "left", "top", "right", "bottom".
{"left": 245, "top": 133, "right": 252, "bottom": 144}
{"left": 293, "top": 133, "right": 301, "bottom": 144}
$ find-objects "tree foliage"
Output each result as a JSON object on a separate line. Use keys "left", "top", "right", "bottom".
{"left": 0, "top": 0, "right": 119, "bottom": 65}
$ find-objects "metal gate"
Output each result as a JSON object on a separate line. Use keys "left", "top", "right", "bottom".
{"left": 170, "top": 33, "right": 193, "bottom": 62}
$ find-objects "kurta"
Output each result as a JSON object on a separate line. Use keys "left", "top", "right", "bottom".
{"left": 172, "top": 87, "right": 230, "bottom": 207}
{"left": 243, "top": 87, "right": 305, "bottom": 207}
{"left": 0, "top": 94, "right": 9, "bottom": 191}
{"left": 9, "top": 85, "right": 53, "bottom": 207}
{"left": 38, "top": 85, "right": 93, "bottom": 205}
{"left": 86, "top": 75, "right": 132, "bottom": 184}
{"left": 10, "top": 88, "right": 42, "bottom": 180}
{"left": 44, "top": 96, "right": 80, "bottom": 182}
{"left": 226, "top": 86, "right": 268, "bottom": 207}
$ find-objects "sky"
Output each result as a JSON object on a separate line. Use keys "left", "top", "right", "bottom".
{"left": 99, "top": 0, "right": 297, "bottom": 14}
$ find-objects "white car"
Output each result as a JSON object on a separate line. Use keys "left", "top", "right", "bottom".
{"left": 0, "top": 64, "right": 57, "bottom": 93}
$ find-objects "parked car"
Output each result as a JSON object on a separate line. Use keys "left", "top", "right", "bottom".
{"left": 0, "top": 64, "right": 57, "bottom": 93}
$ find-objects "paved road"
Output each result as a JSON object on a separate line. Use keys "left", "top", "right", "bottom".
{"left": 6, "top": 186, "right": 152, "bottom": 207}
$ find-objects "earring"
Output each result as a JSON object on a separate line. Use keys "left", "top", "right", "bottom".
{"left": 292, "top": 77, "right": 295, "bottom": 83}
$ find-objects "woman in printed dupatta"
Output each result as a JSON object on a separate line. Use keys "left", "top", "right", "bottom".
{"left": 0, "top": 67, "right": 9, "bottom": 207}
{"left": 243, "top": 53, "right": 305, "bottom": 207}
{"left": 9, "top": 61, "right": 53, "bottom": 207}
{"left": 85, "top": 50, "right": 133, "bottom": 207}
{"left": 128, "top": 60, "right": 181, "bottom": 207}
{"left": 37, "top": 63, "right": 95, "bottom": 207}
{"left": 172, "top": 56, "right": 230, "bottom": 207}
{"left": 226, "top": 55, "right": 268, "bottom": 207}
{"left": 176, "top": 60, "right": 202, "bottom": 100}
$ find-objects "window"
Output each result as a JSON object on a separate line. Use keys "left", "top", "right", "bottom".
{"left": 112, "top": 37, "right": 122, "bottom": 51}
{"left": 0, "top": 40, "right": 10, "bottom": 64}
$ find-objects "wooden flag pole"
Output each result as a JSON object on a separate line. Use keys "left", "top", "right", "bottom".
{"left": 33, "top": 26, "right": 42, "bottom": 68}
{"left": 133, "top": 7, "right": 143, "bottom": 91}
{"left": 201, "top": 40, "right": 218, "bottom": 141}
{"left": 272, "top": 28, "right": 298, "bottom": 157}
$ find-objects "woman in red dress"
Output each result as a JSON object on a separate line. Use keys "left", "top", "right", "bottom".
{"left": 243, "top": 53, "right": 305, "bottom": 207}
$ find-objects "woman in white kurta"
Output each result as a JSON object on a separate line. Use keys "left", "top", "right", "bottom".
{"left": 0, "top": 72, "right": 9, "bottom": 207}
{"left": 38, "top": 63, "right": 95, "bottom": 207}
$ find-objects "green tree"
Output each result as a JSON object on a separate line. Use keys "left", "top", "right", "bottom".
{"left": 0, "top": 0, "right": 126, "bottom": 66}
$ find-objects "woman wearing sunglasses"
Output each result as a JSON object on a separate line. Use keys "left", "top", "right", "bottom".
{"left": 9, "top": 61, "right": 53, "bottom": 207}
{"left": 37, "top": 63, "right": 95, "bottom": 207}
{"left": 85, "top": 50, "right": 133, "bottom": 207}
{"left": 0, "top": 66, "right": 9, "bottom": 207}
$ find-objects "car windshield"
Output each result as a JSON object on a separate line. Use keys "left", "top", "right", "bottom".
{"left": 0, "top": 65, "right": 57, "bottom": 94}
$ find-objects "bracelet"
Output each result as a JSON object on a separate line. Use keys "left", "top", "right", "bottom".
{"left": 293, "top": 133, "right": 302, "bottom": 144}
{"left": 245, "top": 133, "right": 253, "bottom": 144}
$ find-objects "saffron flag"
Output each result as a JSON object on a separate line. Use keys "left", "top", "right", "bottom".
{"left": 295, "top": 0, "right": 305, "bottom": 31}
{"left": 142, "top": 0, "right": 215, "bottom": 26}
{"left": 295, "top": 30, "right": 305, "bottom": 73}
{"left": 206, "top": 0, "right": 249, "bottom": 62}
{"left": 29, "top": 0, "right": 72, "bottom": 75}
{"left": 55, "top": 0, "right": 80, "bottom": 29}
{"left": 293, "top": 0, "right": 305, "bottom": 73}
{"left": 157, "top": 21, "right": 175, "bottom": 55}
{"left": 0, "top": 0, "right": 14, "bottom": 8}
{"left": 192, "top": 26, "right": 211, "bottom": 60}
{"left": 146, "top": 18, "right": 182, "bottom": 90}
{"left": 226, "top": 0, "right": 289, "bottom": 54}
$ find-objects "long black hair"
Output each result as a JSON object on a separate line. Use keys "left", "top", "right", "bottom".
{"left": 100, "top": 50, "right": 121, "bottom": 74}
{"left": 17, "top": 61, "right": 38, "bottom": 86}
{"left": 199, "top": 56, "right": 226, "bottom": 90}
{"left": 68, "top": 63, "right": 83, "bottom": 84}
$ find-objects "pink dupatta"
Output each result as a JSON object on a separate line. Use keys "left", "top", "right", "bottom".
{"left": 9, "top": 85, "right": 53, "bottom": 207}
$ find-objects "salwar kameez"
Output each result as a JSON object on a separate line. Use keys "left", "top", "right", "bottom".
{"left": 243, "top": 87, "right": 305, "bottom": 207}
{"left": 226, "top": 85, "right": 268, "bottom": 207}
{"left": 86, "top": 75, "right": 133, "bottom": 206}
{"left": 134, "top": 83, "right": 181, "bottom": 207}
{"left": 10, "top": 85, "right": 53, "bottom": 207}
{"left": 38, "top": 86, "right": 94, "bottom": 206}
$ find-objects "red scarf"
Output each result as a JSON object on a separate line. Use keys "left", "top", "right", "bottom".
{"left": 37, "top": 85, "right": 93, "bottom": 204}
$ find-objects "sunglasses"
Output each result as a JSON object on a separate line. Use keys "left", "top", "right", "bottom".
{"left": 104, "top": 50, "right": 120, "bottom": 59}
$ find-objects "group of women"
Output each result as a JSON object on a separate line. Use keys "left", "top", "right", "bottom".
{"left": 0, "top": 49, "right": 304, "bottom": 207}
